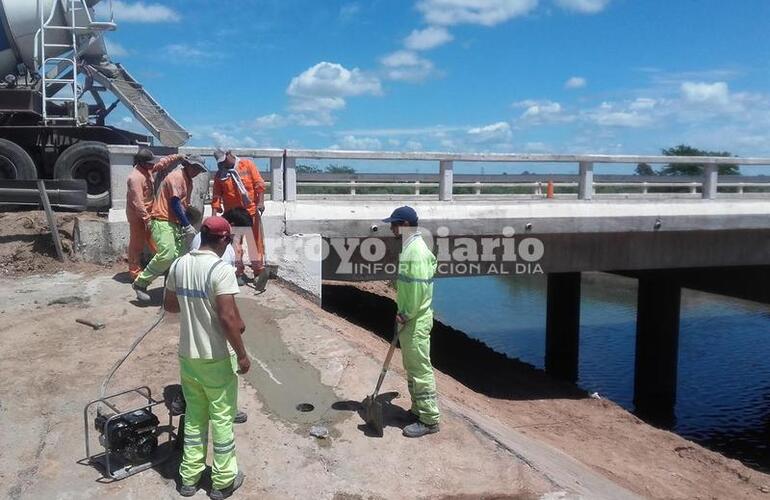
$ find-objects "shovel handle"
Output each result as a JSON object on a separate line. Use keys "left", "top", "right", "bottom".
{"left": 372, "top": 322, "right": 403, "bottom": 398}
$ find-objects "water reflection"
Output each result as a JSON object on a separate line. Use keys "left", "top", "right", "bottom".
{"left": 432, "top": 273, "right": 770, "bottom": 472}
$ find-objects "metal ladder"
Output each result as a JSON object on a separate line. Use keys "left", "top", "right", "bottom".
{"left": 36, "top": 0, "right": 115, "bottom": 126}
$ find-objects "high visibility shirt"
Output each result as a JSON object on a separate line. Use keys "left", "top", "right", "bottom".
{"left": 150, "top": 168, "right": 192, "bottom": 224}
{"left": 211, "top": 158, "right": 266, "bottom": 216}
{"left": 396, "top": 230, "right": 437, "bottom": 321}
{"left": 166, "top": 250, "right": 241, "bottom": 359}
{"left": 126, "top": 165, "right": 153, "bottom": 223}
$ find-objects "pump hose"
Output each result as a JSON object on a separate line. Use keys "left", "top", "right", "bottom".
{"left": 98, "top": 307, "right": 166, "bottom": 404}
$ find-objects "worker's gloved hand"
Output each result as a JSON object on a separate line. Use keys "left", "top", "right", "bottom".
{"left": 237, "top": 354, "right": 251, "bottom": 375}
{"left": 182, "top": 224, "right": 197, "bottom": 236}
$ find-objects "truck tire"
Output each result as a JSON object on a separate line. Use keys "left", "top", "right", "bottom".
{"left": 0, "top": 138, "right": 37, "bottom": 180}
{"left": 54, "top": 141, "right": 110, "bottom": 209}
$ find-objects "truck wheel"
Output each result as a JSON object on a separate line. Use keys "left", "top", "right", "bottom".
{"left": 0, "top": 138, "right": 37, "bottom": 180}
{"left": 54, "top": 141, "right": 110, "bottom": 209}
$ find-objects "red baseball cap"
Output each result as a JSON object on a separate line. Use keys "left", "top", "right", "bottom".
{"left": 201, "top": 216, "right": 232, "bottom": 237}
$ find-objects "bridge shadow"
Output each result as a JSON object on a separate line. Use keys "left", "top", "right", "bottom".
{"left": 322, "top": 284, "right": 584, "bottom": 401}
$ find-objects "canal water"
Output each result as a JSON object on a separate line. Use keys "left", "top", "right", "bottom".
{"left": 432, "top": 273, "right": 770, "bottom": 472}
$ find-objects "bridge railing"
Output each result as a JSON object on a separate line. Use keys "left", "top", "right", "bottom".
{"left": 181, "top": 147, "right": 770, "bottom": 202}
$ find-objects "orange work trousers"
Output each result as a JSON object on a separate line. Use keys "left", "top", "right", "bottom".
{"left": 245, "top": 213, "right": 265, "bottom": 273}
{"left": 128, "top": 217, "right": 156, "bottom": 280}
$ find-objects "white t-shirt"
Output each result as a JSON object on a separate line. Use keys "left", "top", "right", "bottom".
{"left": 191, "top": 233, "right": 236, "bottom": 268}
{"left": 165, "top": 250, "right": 240, "bottom": 359}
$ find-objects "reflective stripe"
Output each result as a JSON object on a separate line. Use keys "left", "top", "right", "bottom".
{"left": 176, "top": 287, "right": 207, "bottom": 298}
{"left": 213, "top": 439, "right": 235, "bottom": 454}
{"left": 397, "top": 274, "right": 433, "bottom": 284}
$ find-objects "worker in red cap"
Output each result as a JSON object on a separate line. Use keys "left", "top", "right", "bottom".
{"left": 133, "top": 155, "right": 207, "bottom": 302}
{"left": 164, "top": 215, "right": 249, "bottom": 499}
{"left": 211, "top": 148, "right": 267, "bottom": 278}
{"left": 125, "top": 148, "right": 186, "bottom": 281}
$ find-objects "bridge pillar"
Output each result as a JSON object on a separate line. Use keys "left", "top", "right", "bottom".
{"left": 270, "top": 156, "right": 284, "bottom": 201}
{"left": 545, "top": 272, "right": 581, "bottom": 382}
{"left": 633, "top": 273, "right": 681, "bottom": 424}
{"left": 439, "top": 160, "right": 453, "bottom": 201}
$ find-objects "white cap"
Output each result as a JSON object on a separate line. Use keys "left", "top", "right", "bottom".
{"left": 213, "top": 147, "right": 228, "bottom": 163}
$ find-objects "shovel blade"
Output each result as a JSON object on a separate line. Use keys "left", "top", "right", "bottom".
{"left": 254, "top": 268, "right": 269, "bottom": 292}
{"left": 362, "top": 395, "right": 384, "bottom": 437}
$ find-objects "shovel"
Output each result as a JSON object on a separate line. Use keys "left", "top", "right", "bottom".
{"left": 362, "top": 322, "right": 402, "bottom": 436}
{"left": 253, "top": 212, "right": 269, "bottom": 293}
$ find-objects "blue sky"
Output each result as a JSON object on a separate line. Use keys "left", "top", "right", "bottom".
{"left": 99, "top": 0, "right": 770, "bottom": 170}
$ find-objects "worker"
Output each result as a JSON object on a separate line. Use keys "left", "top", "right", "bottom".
{"left": 125, "top": 148, "right": 156, "bottom": 281}
{"left": 163, "top": 216, "right": 249, "bottom": 498}
{"left": 383, "top": 206, "right": 440, "bottom": 438}
{"left": 192, "top": 207, "right": 253, "bottom": 287}
{"left": 211, "top": 148, "right": 266, "bottom": 277}
{"left": 125, "top": 149, "right": 185, "bottom": 280}
{"left": 132, "top": 155, "right": 207, "bottom": 302}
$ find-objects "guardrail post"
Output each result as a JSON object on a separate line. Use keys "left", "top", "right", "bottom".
{"left": 641, "top": 182, "right": 648, "bottom": 195}
{"left": 350, "top": 180, "right": 356, "bottom": 196}
{"left": 702, "top": 164, "right": 718, "bottom": 200}
{"left": 269, "top": 157, "right": 284, "bottom": 201}
{"left": 737, "top": 183, "right": 744, "bottom": 195}
{"left": 284, "top": 156, "right": 297, "bottom": 201}
{"left": 439, "top": 160, "right": 453, "bottom": 201}
{"left": 578, "top": 161, "right": 593, "bottom": 200}
{"left": 414, "top": 181, "right": 420, "bottom": 195}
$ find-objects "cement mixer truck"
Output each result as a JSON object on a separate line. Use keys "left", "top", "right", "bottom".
{"left": 0, "top": 0, "right": 189, "bottom": 207}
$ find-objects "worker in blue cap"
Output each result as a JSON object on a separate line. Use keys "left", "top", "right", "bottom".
{"left": 382, "top": 206, "right": 439, "bottom": 437}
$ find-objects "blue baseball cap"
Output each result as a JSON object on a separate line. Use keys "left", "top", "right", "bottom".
{"left": 382, "top": 206, "right": 418, "bottom": 225}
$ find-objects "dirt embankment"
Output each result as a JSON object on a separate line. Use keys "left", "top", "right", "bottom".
{"left": 321, "top": 280, "right": 770, "bottom": 499}
{"left": 0, "top": 210, "right": 107, "bottom": 276}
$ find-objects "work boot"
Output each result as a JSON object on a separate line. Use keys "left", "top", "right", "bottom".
{"left": 403, "top": 421, "right": 439, "bottom": 438}
{"left": 234, "top": 410, "right": 247, "bottom": 424}
{"left": 236, "top": 275, "right": 246, "bottom": 287}
{"left": 209, "top": 471, "right": 244, "bottom": 500}
{"left": 132, "top": 282, "right": 150, "bottom": 302}
{"left": 178, "top": 482, "right": 198, "bottom": 497}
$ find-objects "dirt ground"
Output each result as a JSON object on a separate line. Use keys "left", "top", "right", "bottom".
{"left": 0, "top": 210, "right": 107, "bottom": 276}
{"left": 1, "top": 218, "right": 769, "bottom": 499}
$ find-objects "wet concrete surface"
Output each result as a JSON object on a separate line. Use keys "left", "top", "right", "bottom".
{"left": 238, "top": 298, "right": 345, "bottom": 429}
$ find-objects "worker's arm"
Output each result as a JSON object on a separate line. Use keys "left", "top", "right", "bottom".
{"left": 170, "top": 196, "right": 192, "bottom": 227}
{"left": 163, "top": 262, "right": 180, "bottom": 313}
{"left": 163, "top": 289, "right": 180, "bottom": 313}
{"left": 249, "top": 161, "right": 266, "bottom": 213}
{"left": 211, "top": 177, "right": 223, "bottom": 214}
{"left": 152, "top": 153, "right": 184, "bottom": 174}
{"left": 215, "top": 294, "right": 250, "bottom": 374}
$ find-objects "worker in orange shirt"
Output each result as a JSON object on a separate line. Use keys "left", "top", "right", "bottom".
{"left": 132, "top": 155, "right": 208, "bottom": 302}
{"left": 125, "top": 149, "right": 186, "bottom": 281}
{"left": 211, "top": 148, "right": 266, "bottom": 277}
{"left": 125, "top": 148, "right": 155, "bottom": 281}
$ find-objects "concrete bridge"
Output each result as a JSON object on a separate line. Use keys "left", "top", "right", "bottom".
{"left": 89, "top": 146, "right": 770, "bottom": 420}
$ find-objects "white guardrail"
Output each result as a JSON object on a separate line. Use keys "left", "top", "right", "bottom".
{"left": 179, "top": 148, "right": 770, "bottom": 202}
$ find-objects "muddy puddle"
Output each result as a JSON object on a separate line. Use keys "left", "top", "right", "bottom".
{"left": 237, "top": 298, "right": 344, "bottom": 430}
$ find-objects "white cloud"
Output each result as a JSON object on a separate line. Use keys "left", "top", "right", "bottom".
{"left": 250, "top": 113, "right": 287, "bottom": 129}
{"left": 287, "top": 62, "right": 382, "bottom": 125}
{"left": 554, "top": 0, "right": 611, "bottom": 14}
{"left": 331, "top": 135, "right": 382, "bottom": 150}
{"left": 380, "top": 51, "right": 436, "bottom": 82}
{"left": 405, "top": 140, "right": 424, "bottom": 151}
{"left": 164, "top": 43, "right": 223, "bottom": 63}
{"left": 467, "top": 121, "right": 513, "bottom": 143}
{"left": 287, "top": 62, "right": 381, "bottom": 99}
{"left": 629, "top": 97, "right": 657, "bottom": 110}
{"left": 417, "top": 0, "right": 538, "bottom": 26}
{"left": 105, "top": 39, "right": 129, "bottom": 57}
{"left": 514, "top": 99, "right": 572, "bottom": 123}
{"left": 564, "top": 76, "right": 586, "bottom": 89}
{"left": 404, "top": 26, "right": 454, "bottom": 51}
{"left": 97, "top": 1, "right": 180, "bottom": 23}
{"left": 589, "top": 102, "right": 654, "bottom": 127}
{"left": 681, "top": 81, "right": 730, "bottom": 106}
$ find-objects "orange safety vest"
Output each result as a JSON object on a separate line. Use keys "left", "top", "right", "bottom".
{"left": 211, "top": 158, "right": 266, "bottom": 216}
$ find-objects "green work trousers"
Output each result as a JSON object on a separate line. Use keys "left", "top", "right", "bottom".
{"left": 134, "top": 219, "right": 183, "bottom": 288}
{"left": 179, "top": 355, "right": 239, "bottom": 490}
{"left": 399, "top": 311, "right": 439, "bottom": 425}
